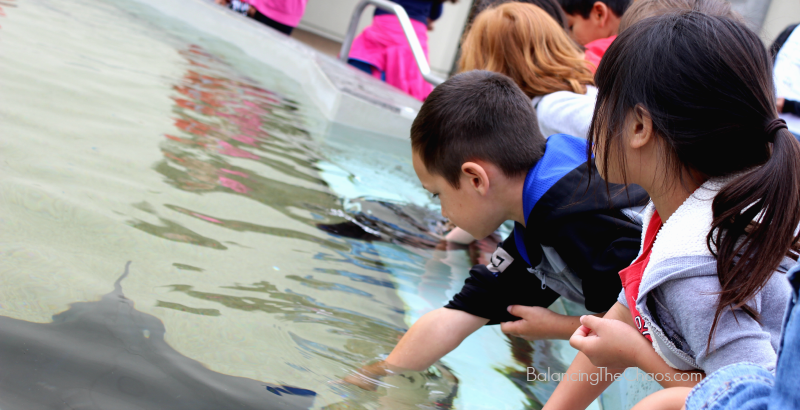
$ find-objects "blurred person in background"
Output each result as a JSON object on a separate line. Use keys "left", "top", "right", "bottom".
{"left": 460, "top": 3, "right": 596, "bottom": 142}
{"left": 772, "top": 22, "right": 800, "bottom": 140}
{"left": 347, "top": 0, "right": 457, "bottom": 101}
{"left": 558, "top": 0, "right": 631, "bottom": 69}
{"left": 471, "top": 0, "right": 569, "bottom": 29}
{"left": 618, "top": 0, "right": 738, "bottom": 32}
{"left": 215, "top": 0, "right": 307, "bottom": 35}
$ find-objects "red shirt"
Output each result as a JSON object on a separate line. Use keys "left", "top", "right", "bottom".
{"left": 618, "top": 211, "right": 663, "bottom": 341}
{"left": 584, "top": 35, "right": 616, "bottom": 73}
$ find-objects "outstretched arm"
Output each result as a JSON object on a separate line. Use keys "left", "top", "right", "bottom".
{"left": 342, "top": 308, "right": 487, "bottom": 389}
{"left": 386, "top": 307, "right": 488, "bottom": 370}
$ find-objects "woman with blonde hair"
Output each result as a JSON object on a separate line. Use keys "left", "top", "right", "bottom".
{"left": 460, "top": 2, "right": 596, "bottom": 139}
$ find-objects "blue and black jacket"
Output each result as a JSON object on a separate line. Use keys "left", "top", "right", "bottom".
{"left": 445, "top": 134, "right": 648, "bottom": 323}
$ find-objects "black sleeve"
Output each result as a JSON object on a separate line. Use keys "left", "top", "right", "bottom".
{"left": 783, "top": 99, "right": 800, "bottom": 117}
{"left": 444, "top": 232, "right": 560, "bottom": 325}
{"left": 547, "top": 212, "right": 641, "bottom": 313}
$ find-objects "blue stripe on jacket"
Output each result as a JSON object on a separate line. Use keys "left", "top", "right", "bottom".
{"left": 514, "top": 134, "right": 589, "bottom": 265}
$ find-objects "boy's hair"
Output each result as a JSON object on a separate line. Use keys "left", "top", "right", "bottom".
{"left": 618, "top": 0, "right": 740, "bottom": 32}
{"left": 459, "top": 2, "right": 594, "bottom": 98}
{"left": 473, "top": 0, "right": 568, "bottom": 29}
{"left": 411, "top": 70, "right": 545, "bottom": 189}
{"left": 558, "top": 0, "right": 631, "bottom": 18}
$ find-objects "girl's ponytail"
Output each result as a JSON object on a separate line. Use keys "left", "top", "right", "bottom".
{"left": 707, "top": 121, "right": 800, "bottom": 345}
{"left": 588, "top": 12, "right": 800, "bottom": 348}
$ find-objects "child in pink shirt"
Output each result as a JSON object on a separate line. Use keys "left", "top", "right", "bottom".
{"left": 558, "top": 0, "right": 630, "bottom": 69}
{"left": 216, "top": 0, "right": 308, "bottom": 35}
{"left": 347, "top": 0, "right": 454, "bottom": 101}
{"left": 582, "top": 35, "right": 615, "bottom": 71}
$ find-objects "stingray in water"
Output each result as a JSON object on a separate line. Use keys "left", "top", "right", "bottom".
{"left": 316, "top": 198, "right": 448, "bottom": 248}
{"left": 0, "top": 262, "right": 315, "bottom": 410}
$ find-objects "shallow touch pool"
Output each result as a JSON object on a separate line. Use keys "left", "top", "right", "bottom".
{"left": 0, "top": 0, "right": 622, "bottom": 408}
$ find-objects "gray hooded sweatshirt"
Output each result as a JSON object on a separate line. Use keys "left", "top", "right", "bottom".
{"left": 619, "top": 178, "right": 792, "bottom": 375}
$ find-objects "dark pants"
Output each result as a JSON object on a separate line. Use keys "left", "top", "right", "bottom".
{"left": 347, "top": 59, "right": 387, "bottom": 82}
{"left": 252, "top": 9, "right": 293, "bottom": 35}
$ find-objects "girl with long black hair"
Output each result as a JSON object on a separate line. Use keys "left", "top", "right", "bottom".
{"left": 543, "top": 11, "right": 800, "bottom": 409}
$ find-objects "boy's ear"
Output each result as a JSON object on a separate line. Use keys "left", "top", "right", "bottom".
{"left": 461, "top": 162, "right": 490, "bottom": 195}
{"left": 592, "top": 1, "right": 611, "bottom": 27}
{"left": 629, "top": 105, "right": 654, "bottom": 150}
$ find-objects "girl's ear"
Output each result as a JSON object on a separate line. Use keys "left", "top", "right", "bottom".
{"left": 461, "top": 162, "right": 490, "bottom": 196}
{"left": 629, "top": 105, "right": 654, "bottom": 150}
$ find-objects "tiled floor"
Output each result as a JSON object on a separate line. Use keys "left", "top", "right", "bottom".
{"left": 291, "top": 28, "right": 342, "bottom": 58}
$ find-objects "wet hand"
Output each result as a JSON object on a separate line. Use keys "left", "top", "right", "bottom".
{"left": 569, "top": 315, "right": 643, "bottom": 369}
{"left": 336, "top": 361, "right": 391, "bottom": 391}
{"left": 338, "top": 371, "right": 380, "bottom": 391}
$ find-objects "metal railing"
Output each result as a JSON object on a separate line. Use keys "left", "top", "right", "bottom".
{"left": 339, "top": 0, "right": 445, "bottom": 86}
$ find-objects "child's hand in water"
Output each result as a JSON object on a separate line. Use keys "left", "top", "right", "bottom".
{"left": 337, "top": 361, "right": 396, "bottom": 391}
{"left": 569, "top": 314, "right": 647, "bottom": 369}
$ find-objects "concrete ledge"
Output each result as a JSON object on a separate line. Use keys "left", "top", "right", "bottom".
{"left": 128, "top": 0, "right": 421, "bottom": 139}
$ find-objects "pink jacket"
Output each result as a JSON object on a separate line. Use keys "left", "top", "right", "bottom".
{"left": 245, "top": 0, "right": 308, "bottom": 27}
{"left": 348, "top": 15, "right": 433, "bottom": 101}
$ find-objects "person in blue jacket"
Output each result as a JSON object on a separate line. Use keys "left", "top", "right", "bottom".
{"left": 342, "top": 70, "right": 647, "bottom": 387}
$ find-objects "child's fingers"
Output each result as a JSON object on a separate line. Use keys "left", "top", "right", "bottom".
{"left": 507, "top": 304, "right": 537, "bottom": 319}
{"left": 572, "top": 325, "right": 592, "bottom": 338}
{"left": 500, "top": 320, "right": 523, "bottom": 336}
{"left": 569, "top": 323, "right": 602, "bottom": 351}
{"left": 569, "top": 332, "right": 590, "bottom": 351}
{"left": 506, "top": 304, "right": 525, "bottom": 318}
{"left": 578, "top": 314, "right": 604, "bottom": 331}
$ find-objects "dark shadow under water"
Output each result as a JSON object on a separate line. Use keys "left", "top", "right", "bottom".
{"left": 0, "top": 262, "right": 316, "bottom": 410}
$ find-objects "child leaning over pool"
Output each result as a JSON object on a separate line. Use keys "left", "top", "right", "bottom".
{"left": 541, "top": 11, "right": 798, "bottom": 410}
{"left": 343, "top": 70, "right": 647, "bottom": 385}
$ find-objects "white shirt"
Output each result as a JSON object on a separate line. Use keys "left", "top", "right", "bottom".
{"left": 774, "top": 26, "right": 800, "bottom": 134}
{"left": 531, "top": 85, "right": 597, "bottom": 139}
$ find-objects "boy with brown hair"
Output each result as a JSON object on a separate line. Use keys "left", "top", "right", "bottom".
{"left": 344, "top": 70, "right": 647, "bottom": 384}
{"left": 558, "top": 0, "right": 631, "bottom": 67}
